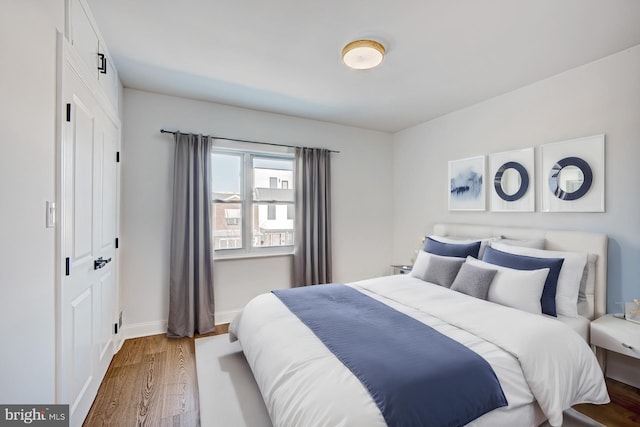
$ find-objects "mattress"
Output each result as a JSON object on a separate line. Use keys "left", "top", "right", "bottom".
{"left": 231, "top": 275, "right": 609, "bottom": 427}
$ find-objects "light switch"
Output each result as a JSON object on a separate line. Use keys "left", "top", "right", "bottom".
{"left": 46, "top": 201, "right": 55, "bottom": 228}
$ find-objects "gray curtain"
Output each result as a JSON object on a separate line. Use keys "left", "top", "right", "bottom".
{"left": 293, "top": 147, "right": 332, "bottom": 286}
{"left": 167, "top": 132, "right": 215, "bottom": 337}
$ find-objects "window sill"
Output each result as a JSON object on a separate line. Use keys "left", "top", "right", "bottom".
{"left": 214, "top": 251, "right": 294, "bottom": 261}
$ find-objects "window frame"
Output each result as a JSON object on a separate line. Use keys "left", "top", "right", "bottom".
{"left": 212, "top": 147, "right": 295, "bottom": 259}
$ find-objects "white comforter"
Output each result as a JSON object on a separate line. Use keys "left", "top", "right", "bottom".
{"left": 230, "top": 275, "right": 609, "bottom": 427}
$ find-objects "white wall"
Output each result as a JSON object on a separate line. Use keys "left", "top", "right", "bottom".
{"left": 0, "top": 0, "right": 63, "bottom": 403}
{"left": 392, "top": 46, "right": 640, "bottom": 381}
{"left": 121, "top": 89, "right": 393, "bottom": 333}
{"left": 392, "top": 45, "right": 640, "bottom": 313}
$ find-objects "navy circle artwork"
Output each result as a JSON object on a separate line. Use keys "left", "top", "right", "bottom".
{"left": 494, "top": 161, "right": 529, "bottom": 202}
{"left": 548, "top": 157, "right": 593, "bottom": 201}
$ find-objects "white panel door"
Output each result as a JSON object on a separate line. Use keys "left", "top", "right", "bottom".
{"left": 95, "top": 109, "right": 118, "bottom": 363}
{"left": 61, "top": 61, "right": 117, "bottom": 426}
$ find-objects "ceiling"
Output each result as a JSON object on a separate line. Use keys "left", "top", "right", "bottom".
{"left": 86, "top": 0, "right": 640, "bottom": 133}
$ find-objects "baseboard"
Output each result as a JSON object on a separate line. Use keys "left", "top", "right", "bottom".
{"left": 216, "top": 309, "right": 241, "bottom": 325}
{"left": 118, "top": 313, "right": 235, "bottom": 342}
{"left": 122, "top": 320, "right": 168, "bottom": 340}
{"left": 113, "top": 334, "right": 125, "bottom": 353}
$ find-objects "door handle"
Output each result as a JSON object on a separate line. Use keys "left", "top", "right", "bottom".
{"left": 94, "top": 256, "right": 112, "bottom": 270}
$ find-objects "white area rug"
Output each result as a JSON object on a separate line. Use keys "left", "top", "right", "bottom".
{"left": 195, "top": 334, "right": 271, "bottom": 427}
{"left": 195, "top": 334, "right": 604, "bottom": 427}
{"left": 539, "top": 409, "right": 605, "bottom": 427}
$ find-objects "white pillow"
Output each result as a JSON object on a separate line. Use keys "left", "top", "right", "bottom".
{"left": 577, "top": 254, "right": 598, "bottom": 317}
{"left": 580, "top": 253, "right": 598, "bottom": 301}
{"left": 465, "top": 257, "right": 549, "bottom": 315}
{"left": 490, "top": 242, "right": 588, "bottom": 317}
{"left": 410, "top": 250, "right": 431, "bottom": 280}
{"left": 429, "top": 235, "right": 499, "bottom": 259}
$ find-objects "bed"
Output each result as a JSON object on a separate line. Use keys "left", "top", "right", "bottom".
{"left": 229, "top": 224, "right": 610, "bottom": 427}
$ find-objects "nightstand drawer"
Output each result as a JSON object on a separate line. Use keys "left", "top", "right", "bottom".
{"left": 591, "top": 319, "right": 640, "bottom": 359}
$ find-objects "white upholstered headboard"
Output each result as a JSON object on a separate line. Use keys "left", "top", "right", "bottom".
{"left": 433, "top": 223, "right": 608, "bottom": 320}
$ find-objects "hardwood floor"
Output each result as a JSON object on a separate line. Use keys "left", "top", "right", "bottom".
{"left": 83, "top": 324, "right": 228, "bottom": 427}
{"left": 575, "top": 378, "right": 640, "bottom": 426}
{"left": 86, "top": 326, "right": 639, "bottom": 426}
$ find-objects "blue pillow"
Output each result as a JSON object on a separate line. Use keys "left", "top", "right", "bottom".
{"left": 423, "top": 237, "right": 481, "bottom": 259}
{"left": 482, "top": 246, "right": 564, "bottom": 317}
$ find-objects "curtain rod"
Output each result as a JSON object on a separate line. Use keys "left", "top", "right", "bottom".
{"left": 160, "top": 129, "right": 340, "bottom": 153}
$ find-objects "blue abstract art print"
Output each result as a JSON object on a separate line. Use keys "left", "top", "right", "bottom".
{"left": 448, "top": 155, "right": 486, "bottom": 211}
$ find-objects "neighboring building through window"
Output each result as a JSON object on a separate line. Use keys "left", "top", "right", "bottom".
{"left": 225, "top": 208, "right": 240, "bottom": 225}
{"left": 211, "top": 149, "right": 294, "bottom": 254}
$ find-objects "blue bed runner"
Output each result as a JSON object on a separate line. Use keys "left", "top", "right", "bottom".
{"left": 273, "top": 284, "right": 507, "bottom": 427}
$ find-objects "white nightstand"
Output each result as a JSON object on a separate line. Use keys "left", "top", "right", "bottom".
{"left": 391, "top": 265, "right": 412, "bottom": 275}
{"left": 590, "top": 314, "right": 640, "bottom": 372}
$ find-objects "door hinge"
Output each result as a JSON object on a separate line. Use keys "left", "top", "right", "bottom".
{"left": 115, "top": 237, "right": 119, "bottom": 249}
{"left": 65, "top": 257, "right": 70, "bottom": 276}
{"left": 66, "top": 103, "right": 71, "bottom": 122}
{"left": 116, "top": 151, "right": 120, "bottom": 163}
{"left": 114, "top": 322, "right": 118, "bottom": 334}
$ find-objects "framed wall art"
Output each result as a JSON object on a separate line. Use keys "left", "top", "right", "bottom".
{"left": 540, "top": 134, "right": 605, "bottom": 212}
{"left": 489, "top": 148, "right": 535, "bottom": 212}
{"left": 448, "top": 155, "right": 485, "bottom": 211}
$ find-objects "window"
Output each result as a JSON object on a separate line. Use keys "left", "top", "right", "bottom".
{"left": 212, "top": 149, "right": 294, "bottom": 255}
{"left": 267, "top": 204, "right": 276, "bottom": 220}
{"left": 212, "top": 152, "right": 243, "bottom": 251}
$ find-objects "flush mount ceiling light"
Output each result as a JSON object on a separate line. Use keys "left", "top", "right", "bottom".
{"left": 342, "top": 40, "right": 385, "bottom": 70}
